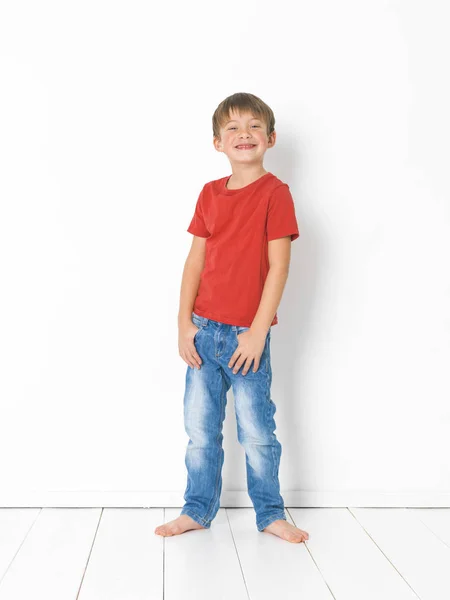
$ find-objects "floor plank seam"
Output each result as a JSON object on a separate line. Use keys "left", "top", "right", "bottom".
{"left": 347, "top": 507, "right": 422, "bottom": 600}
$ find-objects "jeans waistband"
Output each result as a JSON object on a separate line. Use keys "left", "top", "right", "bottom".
{"left": 192, "top": 311, "right": 248, "bottom": 333}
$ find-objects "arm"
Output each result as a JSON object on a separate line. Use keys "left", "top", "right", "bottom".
{"left": 178, "top": 235, "right": 206, "bottom": 328}
{"left": 178, "top": 235, "right": 207, "bottom": 370}
{"left": 250, "top": 236, "right": 292, "bottom": 337}
{"left": 228, "top": 236, "right": 292, "bottom": 375}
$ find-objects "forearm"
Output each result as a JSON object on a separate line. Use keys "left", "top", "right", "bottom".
{"left": 178, "top": 258, "right": 203, "bottom": 327}
{"left": 250, "top": 266, "right": 289, "bottom": 336}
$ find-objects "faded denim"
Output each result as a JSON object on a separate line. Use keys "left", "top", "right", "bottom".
{"left": 180, "top": 311, "right": 287, "bottom": 532}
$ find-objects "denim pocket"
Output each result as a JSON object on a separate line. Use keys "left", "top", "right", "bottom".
{"left": 265, "top": 330, "right": 271, "bottom": 372}
{"left": 192, "top": 314, "right": 205, "bottom": 338}
{"left": 236, "top": 326, "right": 250, "bottom": 336}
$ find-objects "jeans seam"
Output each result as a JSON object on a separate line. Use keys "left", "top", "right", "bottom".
{"left": 202, "top": 376, "right": 225, "bottom": 523}
{"left": 181, "top": 508, "right": 210, "bottom": 527}
{"left": 257, "top": 512, "right": 287, "bottom": 531}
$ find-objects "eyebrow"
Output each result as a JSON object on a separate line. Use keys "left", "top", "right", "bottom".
{"left": 224, "top": 117, "right": 261, "bottom": 125}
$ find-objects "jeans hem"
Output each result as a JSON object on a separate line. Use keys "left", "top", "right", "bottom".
{"left": 180, "top": 508, "right": 211, "bottom": 529}
{"left": 257, "top": 512, "right": 287, "bottom": 532}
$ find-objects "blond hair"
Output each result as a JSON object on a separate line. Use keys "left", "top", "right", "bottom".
{"left": 212, "top": 92, "right": 275, "bottom": 140}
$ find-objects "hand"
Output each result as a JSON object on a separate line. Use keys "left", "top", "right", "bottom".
{"left": 228, "top": 329, "right": 267, "bottom": 375}
{"left": 179, "top": 323, "right": 203, "bottom": 370}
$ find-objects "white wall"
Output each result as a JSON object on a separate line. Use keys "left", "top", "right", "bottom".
{"left": 1, "top": 0, "right": 449, "bottom": 507}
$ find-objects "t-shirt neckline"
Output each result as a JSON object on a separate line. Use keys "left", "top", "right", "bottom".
{"left": 221, "top": 172, "right": 273, "bottom": 195}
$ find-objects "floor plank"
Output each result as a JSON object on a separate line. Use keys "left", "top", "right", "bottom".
{"left": 409, "top": 508, "right": 450, "bottom": 548}
{"left": 0, "top": 508, "right": 100, "bottom": 600}
{"left": 164, "top": 507, "right": 248, "bottom": 600}
{"left": 351, "top": 507, "right": 450, "bottom": 600}
{"left": 77, "top": 508, "right": 164, "bottom": 600}
{"left": 1, "top": 507, "right": 448, "bottom": 600}
{"left": 289, "top": 508, "right": 418, "bottom": 600}
{"left": 227, "top": 507, "right": 333, "bottom": 600}
{"left": 0, "top": 509, "right": 40, "bottom": 584}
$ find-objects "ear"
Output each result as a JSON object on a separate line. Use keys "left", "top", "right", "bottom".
{"left": 267, "top": 130, "right": 277, "bottom": 148}
{"left": 213, "top": 136, "right": 224, "bottom": 152}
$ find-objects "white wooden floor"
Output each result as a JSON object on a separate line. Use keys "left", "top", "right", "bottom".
{"left": 0, "top": 507, "right": 449, "bottom": 599}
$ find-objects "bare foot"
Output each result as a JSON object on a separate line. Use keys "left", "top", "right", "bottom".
{"left": 154, "top": 515, "right": 207, "bottom": 537}
{"left": 262, "top": 519, "right": 309, "bottom": 543}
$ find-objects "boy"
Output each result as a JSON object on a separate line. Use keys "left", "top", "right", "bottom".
{"left": 155, "top": 93, "right": 309, "bottom": 544}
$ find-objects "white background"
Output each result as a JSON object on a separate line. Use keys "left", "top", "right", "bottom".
{"left": 0, "top": 0, "right": 449, "bottom": 506}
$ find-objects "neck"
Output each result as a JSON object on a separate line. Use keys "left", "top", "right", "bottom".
{"left": 226, "top": 167, "right": 268, "bottom": 189}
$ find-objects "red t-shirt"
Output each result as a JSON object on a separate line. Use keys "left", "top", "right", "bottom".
{"left": 187, "top": 172, "right": 300, "bottom": 327}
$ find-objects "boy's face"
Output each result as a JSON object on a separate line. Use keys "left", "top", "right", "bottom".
{"left": 213, "top": 110, "right": 276, "bottom": 166}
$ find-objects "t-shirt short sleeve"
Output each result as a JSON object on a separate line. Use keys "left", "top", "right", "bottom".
{"left": 266, "top": 184, "right": 300, "bottom": 242}
{"left": 187, "top": 187, "right": 210, "bottom": 238}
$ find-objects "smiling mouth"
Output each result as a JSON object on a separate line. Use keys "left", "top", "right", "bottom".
{"left": 235, "top": 144, "right": 256, "bottom": 150}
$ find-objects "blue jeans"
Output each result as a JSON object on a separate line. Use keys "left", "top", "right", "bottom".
{"left": 180, "top": 311, "right": 287, "bottom": 532}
